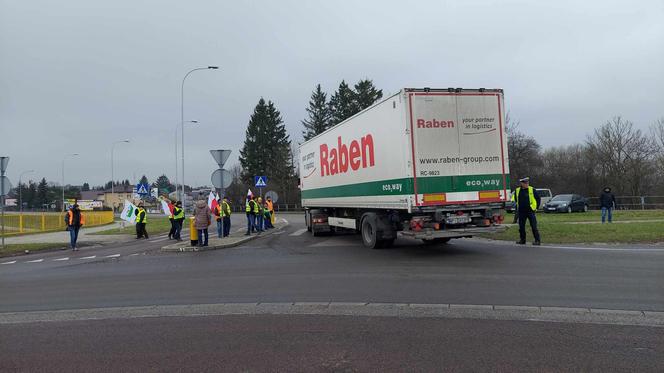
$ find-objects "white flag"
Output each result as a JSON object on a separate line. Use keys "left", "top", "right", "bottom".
{"left": 120, "top": 200, "right": 137, "bottom": 224}
{"left": 161, "top": 199, "right": 172, "bottom": 217}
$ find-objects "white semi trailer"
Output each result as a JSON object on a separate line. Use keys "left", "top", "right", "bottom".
{"left": 299, "top": 88, "right": 510, "bottom": 248}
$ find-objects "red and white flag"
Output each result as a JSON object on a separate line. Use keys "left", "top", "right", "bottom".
{"left": 208, "top": 191, "right": 219, "bottom": 211}
{"left": 247, "top": 189, "right": 253, "bottom": 198}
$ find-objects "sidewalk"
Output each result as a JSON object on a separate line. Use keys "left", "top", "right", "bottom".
{"left": 2, "top": 222, "right": 128, "bottom": 245}
{"left": 162, "top": 218, "right": 289, "bottom": 252}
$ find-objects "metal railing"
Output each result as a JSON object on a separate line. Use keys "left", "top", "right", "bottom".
{"left": 0, "top": 211, "right": 114, "bottom": 236}
{"left": 586, "top": 196, "right": 664, "bottom": 210}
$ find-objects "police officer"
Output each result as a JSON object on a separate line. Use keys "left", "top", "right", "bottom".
{"left": 513, "top": 177, "right": 541, "bottom": 245}
{"left": 135, "top": 202, "right": 149, "bottom": 239}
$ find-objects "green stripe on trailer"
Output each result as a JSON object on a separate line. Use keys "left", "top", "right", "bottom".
{"left": 301, "top": 174, "right": 507, "bottom": 199}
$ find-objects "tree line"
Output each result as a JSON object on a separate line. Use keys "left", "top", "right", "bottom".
{"left": 507, "top": 116, "right": 664, "bottom": 197}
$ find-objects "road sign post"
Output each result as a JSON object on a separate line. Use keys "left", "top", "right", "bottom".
{"left": 0, "top": 156, "right": 9, "bottom": 250}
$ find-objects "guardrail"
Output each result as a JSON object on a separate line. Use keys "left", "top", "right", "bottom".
{"left": 0, "top": 211, "right": 114, "bottom": 236}
{"left": 586, "top": 196, "right": 664, "bottom": 210}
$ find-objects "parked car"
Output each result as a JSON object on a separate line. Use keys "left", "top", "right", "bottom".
{"left": 543, "top": 194, "right": 589, "bottom": 213}
{"left": 506, "top": 188, "right": 553, "bottom": 213}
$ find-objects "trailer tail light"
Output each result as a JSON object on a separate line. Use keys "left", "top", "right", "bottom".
{"left": 410, "top": 218, "right": 424, "bottom": 231}
{"left": 313, "top": 217, "right": 327, "bottom": 224}
{"left": 433, "top": 223, "right": 440, "bottom": 230}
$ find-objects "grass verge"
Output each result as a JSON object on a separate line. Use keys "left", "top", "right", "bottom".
{"left": 486, "top": 213, "right": 664, "bottom": 244}
{"left": 0, "top": 242, "right": 83, "bottom": 257}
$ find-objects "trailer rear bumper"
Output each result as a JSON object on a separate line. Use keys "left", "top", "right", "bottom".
{"left": 400, "top": 225, "right": 507, "bottom": 240}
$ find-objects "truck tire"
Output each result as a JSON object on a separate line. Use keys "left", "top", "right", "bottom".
{"left": 305, "top": 211, "right": 311, "bottom": 232}
{"left": 361, "top": 215, "right": 379, "bottom": 249}
{"left": 422, "top": 237, "right": 451, "bottom": 245}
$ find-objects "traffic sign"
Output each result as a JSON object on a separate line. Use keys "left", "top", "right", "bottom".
{"left": 136, "top": 183, "right": 150, "bottom": 195}
{"left": 265, "top": 190, "right": 279, "bottom": 203}
{"left": 0, "top": 176, "right": 11, "bottom": 196}
{"left": 254, "top": 176, "right": 267, "bottom": 188}
{"left": 211, "top": 168, "right": 232, "bottom": 189}
{"left": 0, "top": 157, "right": 8, "bottom": 173}
{"left": 210, "top": 149, "right": 232, "bottom": 167}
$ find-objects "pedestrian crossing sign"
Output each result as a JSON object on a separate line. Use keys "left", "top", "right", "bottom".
{"left": 136, "top": 183, "right": 150, "bottom": 195}
{"left": 254, "top": 176, "right": 267, "bottom": 188}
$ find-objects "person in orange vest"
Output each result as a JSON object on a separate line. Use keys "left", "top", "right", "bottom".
{"left": 266, "top": 196, "right": 275, "bottom": 225}
{"left": 65, "top": 203, "right": 85, "bottom": 251}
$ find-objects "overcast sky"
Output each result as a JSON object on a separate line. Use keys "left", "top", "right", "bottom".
{"left": 1, "top": 0, "right": 663, "bottom": 188}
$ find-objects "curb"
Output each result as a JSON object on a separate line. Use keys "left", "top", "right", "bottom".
{"left": 2, "top": 302, "right": 663, "bottom": 327}
{"left": 161, "top": 218, "right": 290, "bottom": 253}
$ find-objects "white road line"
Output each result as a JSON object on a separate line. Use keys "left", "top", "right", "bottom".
{"left": 53, "top": 257, "right": 70, "bottom": 261}
{"left": 1, "top": 261, "right": 17, "bottom": 265}
{"left": 289, "top": 228, "right": 308, "bottom": 236}
{"left": 105, "top": 254, "right": 121, "bottom": 258}
{"left": 272, "top": 231, "right": 285, "bottom": 235}
{"left": 26, "top": 259, "right": 44, "bottom": 263}
{"left": 149, "top": 238, "right": 169, "bottom": 243}
{"left": 80, "top": 255, "right": 96, "bottom": 259}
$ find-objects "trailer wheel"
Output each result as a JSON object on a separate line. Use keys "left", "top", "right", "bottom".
{"left": 361, "top": 215, "right": 379, "bottom": 249}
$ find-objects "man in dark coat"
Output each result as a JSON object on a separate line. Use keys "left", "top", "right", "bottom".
{"left": 512, "top": 177, "right": 541, "bottom": 245}
{"left": 599, "top": 187, "right": 616, "bottom": 223}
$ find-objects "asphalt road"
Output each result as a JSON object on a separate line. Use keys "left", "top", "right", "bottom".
{"left": 1, "top": 212, "right": 663, "bottom": 371}
{"left": 2, "top": 315, "right": 662, "bottom": 372}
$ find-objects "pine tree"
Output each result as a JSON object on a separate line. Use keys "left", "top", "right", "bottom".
{"left": 153, "top": 174, "right": 173, "bottom": 194}
{"left": 36, "top": 178, "right": 48, "bottom": 207}
{"left": 81, "top": 182, "right": 90, "bottom": 191}
{"left": 328, "top": 80, "right": 357, "bottom": 127}
{"left": 353, "top": 79, "right": 383, "bottom": 111}
{"left": 26, "top": 181, "right": 37, "bottom": 208}
{"left": 302, "top": 84, "right": 331, "bottom": 141}
{"left": 139, "top": 175, "right": 149, "bottom": 185}
{"left": 239, "top": 98, "right": 293, "bottom": 190}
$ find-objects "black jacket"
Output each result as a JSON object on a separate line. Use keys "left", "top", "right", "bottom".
{"left": 599, "top": 191, "right": 616, "bottom": 208}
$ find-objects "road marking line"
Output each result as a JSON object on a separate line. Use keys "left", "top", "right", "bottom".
{"left": 1, "top": 261, "right": 17, "bottom": 265}
{"left": 105, "top": 254, "right": 121, "bottom": 258}
{"left": 289, "top": 228, "right": 308, "bottom": 236}
{"left": 53, "top": 257, "right": 69, "bottom": 261}
{"left": 26, "top": 259, "right": 44, "bottom": 263}
{"left": 80, "top": 255, "right": 96, "bottom": 259}
{"left": 149, "top": 238, "right": 169, "bottom": 243}
{"left": 272, "top": 231, "right": 285, "bottom": 235}
{"left": 129, "top": 253, "right": 140, "bottom": 257}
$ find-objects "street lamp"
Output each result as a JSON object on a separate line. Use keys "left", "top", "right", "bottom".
{"left": 174, "top": 120, "right": 198, "bottom": 202}
{"left": 111, "top": 140, "right": 130, "bottom": 211}
{"left": 180, "top": 66, "right": 219, "bottom": 205}
{"left": 18, "top": 169, "right": 35, "bottom": 213}
{"left": 62, "top": 153, "right": 79, "bottom": 212}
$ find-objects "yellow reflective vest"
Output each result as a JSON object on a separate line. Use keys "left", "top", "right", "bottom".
{"left": 136, "top": 208, "right": 147, "bottom": 224}
{"left": 513, "top": 186, "right": 538, "bottom": 211}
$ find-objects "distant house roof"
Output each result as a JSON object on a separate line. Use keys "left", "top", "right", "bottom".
{"left": 80, "top": 191, "right": 104, "bottom": 200}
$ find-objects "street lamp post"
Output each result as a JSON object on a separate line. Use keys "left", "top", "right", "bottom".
{"left": 174, "top": 120, "right": 198, "bottom": 202}
{"left": 111, "top": 140, "right": 130, "bottom": 211}
{"left": 180, "top": 66, "right": 218, "bottom": 206}
{"left": 62, "top": 153, "right": 79, "bottom": 212}
{"left": 18, "top": 170, "right": 35, "bottom": 213}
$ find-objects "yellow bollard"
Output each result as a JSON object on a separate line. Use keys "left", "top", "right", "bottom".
{"left": 189, "top": 217, "right": 198, "bottom": 246}
{"left": 41, "top": 213, "right": 46, "bottom": 231}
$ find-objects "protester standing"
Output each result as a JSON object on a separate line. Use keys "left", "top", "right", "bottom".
{"left": 256, "top": 197, "right": 264, "bottom": 232}
{"left": 167, "top": 199, "right": 176, "bottom": 239}
{"left": 245, "top": 195, "right": 258, "bottom": 235}
{"left": 173, "top": 201, "right": 184, "bottom": 240}
{"left": 599, "top": 187, "right": 616, "bottom": 223}
{"left": 214, "top": 198, "right": 223, "bottom": 238}
{"left": 194, "top": 199, "right": 211, "bottom": 247}
{"left": 135, "top": 202, "right": 148, "bottom": 239}
{"left": 266, "top": 197, "right": 275, "bottom": 225}
{"left": 221, "top": 197, "right": 231, "bottom": 237}
{"left": 65, "top": 203, "right": 85, "bottom": 251}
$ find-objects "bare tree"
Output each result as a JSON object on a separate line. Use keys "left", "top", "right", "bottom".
{"left": 586, "top": 116, "right": 657, "bottom": 195}
{"left": 504, "top": 112, "right": 542, "bottom": 186}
